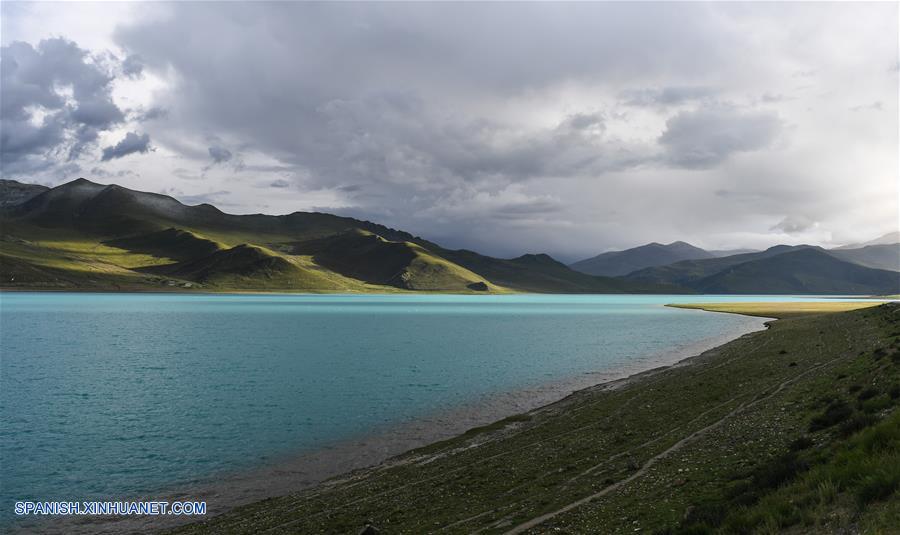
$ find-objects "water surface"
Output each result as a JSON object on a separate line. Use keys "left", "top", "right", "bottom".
{"left": 0, "top": 293, "right": 869, "bottom": 525}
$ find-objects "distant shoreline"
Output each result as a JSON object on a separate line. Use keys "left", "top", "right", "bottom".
{"left": 1, "top": 287, "right": 894, "bottom": 298}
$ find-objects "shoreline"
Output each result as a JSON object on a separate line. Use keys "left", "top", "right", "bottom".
{"left": 3, "top": 287, "right": 892, "bottom": 298}
{"left": 20, "top": 309, "right": 767, "bottom": 534}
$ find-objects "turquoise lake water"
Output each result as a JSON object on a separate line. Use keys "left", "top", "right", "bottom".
{"left": 0, "top": 293, "right": 874, "bottom": 525}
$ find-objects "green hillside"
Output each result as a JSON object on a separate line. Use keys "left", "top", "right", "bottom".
{"left": 106, "top": 228, "right": 225, "bottom": 261}
{"left": 291, "top": 229, "right": 500, "bottom": 291}
{"left": 3, "top": 178, "right": 894, "bottom": 295}
{"left": 0, "top": 179, "right": 48, "bottom": 207}
{"left": 145, "top": 243, "right": 371, "bottom": 291}
{"left": 1, "top": 178, "right": 671, "bottom": 294}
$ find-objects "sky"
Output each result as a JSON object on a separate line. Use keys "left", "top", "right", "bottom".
{"left": 1, "top": 2, "right": 898, "bottom": 261}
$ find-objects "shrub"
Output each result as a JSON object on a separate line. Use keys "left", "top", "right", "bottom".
{"left": 809, "top": 400, "right": 854, "bottom": 432}
{"left": 683, "top": 502, "right": 727, "bottom": 527}
{"left": 856, "top": 467, "right": 900, "bottom": 505}
{"left": 861, "top": 396, "right": 892, "bottom": 414}
{"left": 838, "top": 413, "right": 878, "bottom": 438}
{"left": 751, "top": 452, "right": 809, "bottom": 491}
{"left": 789, "top": 436, "right": 814, "bottom": 451}
{"left": 889, "top": 384, "right": 900, "bottom": 400}
{"left": 857, "top": 387, "right": 879, "bottom": 401}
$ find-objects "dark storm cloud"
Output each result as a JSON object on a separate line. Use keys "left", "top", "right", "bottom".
{"left": 0, "top": 37, "right": 125, "bottom": 174}
{"left": 207, "top": 145, "right": 232, "bottom": 164}
{"left": 3, "top": 1, "right": 892, "bottom": 256}
{"left": 111, "top": 1, "right": 736, "bottom": 192}
{"left": 101, "top": 131, "right": 150, "bottom": 161}
{"left": 101, "top": 1, "right": 898, "bottom": 256}
{"left": 659, "top": 107, "right": 782, "bottom": 169}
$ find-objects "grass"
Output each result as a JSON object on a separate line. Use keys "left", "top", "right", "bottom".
{"left": 290, "top": 230, "right": 507, "bottom": 292}
{"left": 0, "top": 225, "right": 503, "bottom": 294}
{"left": 667, "top": 301, "right": 882, "bottom": 318}
{"left": 168, "top": 303, "right": 900, "bottom": 534}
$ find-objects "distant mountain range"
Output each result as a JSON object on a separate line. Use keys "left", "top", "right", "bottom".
{"left": 1, "top": 178, "right": 897, "bottom": 295}
{"left": 619, "top": 243, "right": 899, "bottom": 293}
{"left": 569, "top": 241, "right": 757, "bottom": 277}
{"left": 834, "top": 231, "right": 900, "bottom": 250}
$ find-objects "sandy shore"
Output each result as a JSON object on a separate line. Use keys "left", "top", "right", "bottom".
{"left": 15, "top": 310, "right": 767, "bottom": 534}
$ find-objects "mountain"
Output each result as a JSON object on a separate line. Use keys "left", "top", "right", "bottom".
{"left": 625, "top": 244, "right": 900, "bottom": 294}
{"left": 691, "top": 248, "right": 900, "bottom": 294}
{"left": 437, "top": 248, "right": 681, "bottom": 293}
{"left": 105, "top": 228, "right": 225, "bottom": 262}
{"left": 835, "top": 231, "right": 900, "bottom": 250}
{"left": 707, "top": 248, "right": 759, "bottom": 257}
{"left": 570, "top": 241, "right": 715, "bottom": 277}
{"left": 828, "top": 244, "right": 900, "bottom": 272}
{"left": 625, "top": 245, "right": 816, "bottom": 286}
{"left": 143, "top": 244, "right": 358, "bottom": 290}
{"left": 289, "top": 229, "right": 497, "bottom": 291}
{"left": 0, "top": 179, "right": 49, "bottom": 207}
{"left": 1, "top": 178, "right": 679, "bottom": 294}
{"left": 5, "top": 178, "right": 893, "bottom": 295}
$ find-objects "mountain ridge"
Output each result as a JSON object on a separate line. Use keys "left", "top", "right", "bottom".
{"left": 1, "top": 178, "right": 677, "bottom": 294}
{"left": 2, "top": 178, "right": 897, "bottom": 294}
{"left": 570, "top": 241, "right": 714, "bottom": 277}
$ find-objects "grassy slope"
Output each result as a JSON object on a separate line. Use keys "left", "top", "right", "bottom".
{"left": 668, "top": 301, "right": 882, "bottom": 319}
{"left": 173, "top": 304, "right": 900, "bottom": 534}
{"left": 105, "top": 228, "right": 226, "bottom": 262}
{"left": 4, "top": 179, "right": 671, "bottom": 294}
{"left": 291, "top": 230, "right": 504, "bottom": 292}
{"left": 0, "top": 224, "right": 386, "bottom": 293}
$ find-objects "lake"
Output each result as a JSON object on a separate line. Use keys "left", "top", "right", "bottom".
{"left": 0, "top": 293, "right": 869, "bottom": 527}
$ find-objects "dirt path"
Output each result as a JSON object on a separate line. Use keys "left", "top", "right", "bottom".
{"left": 502, "top": 353, "right": 842, "bottom": 534}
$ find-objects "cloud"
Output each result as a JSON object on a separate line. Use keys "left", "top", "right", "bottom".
{"left": 89, "top": 166, "right": 137, "bottom": 179}
{"left": 659, "top": 107, "right": 782, "bottom": 169}
{"left": 207, "top": 145, "right": 232, "bottom": 164}
{"left": 1, "top": 2, "right": 896, "bottom": 257}
{"left": 101, "top": 131, "right": 150, "bottom": 161}
{"left": 133, "top": 106, "right": 167, "bottom": 122}
{"left": 0, "top": 37, "right": 126, "bottom": 174}
{"left": 771, "top": 215, "right": 817, "bottom": 234}
{"left": 172, "top": 167, "right": 202, "bottom": 181}
{"left": 850, "top": 101, "right": 883, "bottom": 112}
{"left": 121, "top": 54, "right": 143, "bottom": 78}
{"left": 620, "top": 86, "right": 716, "bottom": 107}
